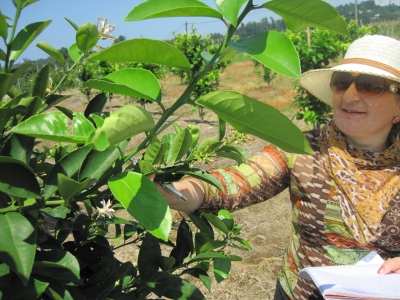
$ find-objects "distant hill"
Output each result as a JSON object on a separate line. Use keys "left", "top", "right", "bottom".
{"left": 336, "top": 0, "right": 400, "bottom": 25}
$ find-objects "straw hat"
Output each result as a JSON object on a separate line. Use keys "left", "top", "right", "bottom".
{"left": 299, "top": 34, "right": 400, "bottom": 106}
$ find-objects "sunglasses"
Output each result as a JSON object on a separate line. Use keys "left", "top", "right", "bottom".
{"left": 330, "top": 72, "right": 399, "bottom": 98}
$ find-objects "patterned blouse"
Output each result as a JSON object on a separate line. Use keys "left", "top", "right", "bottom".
{"left": 198, "top": 129, "right": 400, "bottom": 299}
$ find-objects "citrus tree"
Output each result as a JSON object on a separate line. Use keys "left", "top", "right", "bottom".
{"left": 0, "top": 0, "right": 347, "bottom": 299}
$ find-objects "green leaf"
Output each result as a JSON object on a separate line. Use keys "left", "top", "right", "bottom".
{"left": 56, "top": 105, "right": 74, "bottom": 119}
{"left": 146, "top": 274, "right": 205, "bottom": 300}
{"left": 137, "top": 160, "right": 157, "bottom": 176}
{"left": 18, "top": 96, "right": 42, "bottom": 122}
{"left": 68, "top": 43, "right": 82, "bottom": 63}
{"left": 199, "top": 240, "right": 226, "bottom": 253}
{"left": 227, "top": 254, "right": 243, "bottom": 261}
{"left": 0, "top": 48, "right": 6, "bottom": 61}
{"left": 35, "top": 249, "right": 80, "bottom": 281}
{"left": 0, "top": 73, "right": 12, "bottom": 101}
{"left": 195, "top": 232, "right": 212, "bottom": 256}
{"left": 10, "top": 21, "right": 52, "bottom": 63}
{"left": 229, "top": 31, "right": 301, "bottom": 79}
{"left": 197, "top": 90, "right": 312, "bottom": 154}
{"left": 84, "top": 92, "right": 107, "bottom": 117}
{"left": 124, "top": 0, "right": 222, "bottom": 21}
{"left": 144, "top": 142, "right": 167, "bottom": 166}
{"left": 87, "top": 105, "right": 154, "bottom": 151}
{"left": 0, "top": 212, "right": 36, "bottom": 285}
{"left": 2, "top": 133, "right": 34, "bottom": 164}
{"left": 0, "top": 277, "right": 48, "bottom": 299}
{"left": 65, "top": 17, "right": 79, "bottom": 31}
{"left": 97, "top": 262, "right": 135, "bottom": 298}
{"left": 87, "top": 39, "right": 191, "bottom": 74}
{"left": 217, "top": 116, "right": 226, "bottom": 141}
{"left": 79, "top": 141, "right": 128, "bottom": 182}
{"left": 231, "top": 236, "right": 252, "bottom": 250}
{"left": 0, "top": 107, "right": 25, "bottom": 132}
{"left": 89, "top": 114, "right": 105, "bottom": 128}
{"left": 40, "top": 206, "right": 71, "bottom": 219}
{"left": 263, "top": 0, "right": 348, "bottom": 35}
{"left": 138, "top": 232, "right": 161, "bottom": 280}
{"left": 215, "top": 0, "right": 247, "bottom": 27}
{"left": 173, "top": 123, "right": 182, "bottom": 134}
{"left": 72, "top": 112, "right": 96, "bottom": 137}
{"left": 0, "top": 11, "right": 8, "bottom": 41}
{"left": 169, "top": 128, "right": 192, "bottom": 165}
{"left": 203, "top": 213, "right": 229, "bottom": 235}
{"left": 171, "top": 219, "right": 193, "bottom": 267}
{"left": 12, "top": 111, "right": 94, "bottom": 143}
{"left": 13, "top": 0, "right": 39, "bottom": 9}
{"left": 8, "top": 63, "right": 32, "bottom": 92}
{"left": 86, "top": 68, "right": 161, "bottom": 101}
{"left": 187, "top": 252, "right": 227, "bottom": 264}
{"left": 86, "top": 256, "right": 118, "bottom": 285}
{"left": 114, "top": 223, "right": 122, "bottom": 247}
{"left": 218, "top": 145, "right": 248, "bottom": 162}
{"left": 158, "top": 256, "right": 176, "bottom": 272}
{"left": 218, "top": 46, "right": 238, "bottom": 64}
{"left": 31, "top": 63, "right": 49, "bottom": 99}
{"left": 0, "top": 157, "right": 41, "bottom": 199}
{"left": 36, "top": 277, "right": 74, "bottom": 300}
{"left": 36, "top": 42, "right": 65, "bottom": 65}
{"left": 40, "top": 94, "right": 70, "bottom": 112}
{"left": 196, "top": 140, "right": 223, "bottom": 155}
{"left": 187, "top": 124, "right": 200, "bottom": 148}
{"left": 176, "top": 168, "right": 223, "bottom": 191}
{"left": 218, "top": 209, "right": 234, "bottom": 231}
{"left": 213, "top": 257, "right": 231, "bottom": 283}
{"left": 57, "top": 174, "right": 91, "bottom": 202}
{"left": 76, "top": 22, "right": 99, "bottom": 53}
{"left": 0, "top": 266, "right": 11, "bottom": 292}
{"left": 189, "top": 213, "right": 214, "bottom": 239}
{"left": 182, "top": 268, "right": 211, "bottom": 292}
{"left": 215, "top": 145, "right": 248, "bottom": 165}
{"left": 109, "top": 172, "right": 172, "bottom": 241}
{"left": 43, "top": 146, "right": 91, "bottom": 200}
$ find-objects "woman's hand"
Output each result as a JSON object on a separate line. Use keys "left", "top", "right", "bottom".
{"left": 377, "top": 257, "right": 400, "bottom": 275}
{"left": 147, "top": 174, "right": 205, "bottom": 213}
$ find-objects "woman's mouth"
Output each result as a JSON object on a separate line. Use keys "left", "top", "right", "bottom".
{"left": 342, "top": 108, "right": 365, "bottom": 115}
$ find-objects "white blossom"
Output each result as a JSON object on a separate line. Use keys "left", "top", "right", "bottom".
{"left": 96, "top": 199, "right": 115, "bottom": 218}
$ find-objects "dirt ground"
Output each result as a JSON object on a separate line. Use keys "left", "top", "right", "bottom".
{"left": 59, "top": 61, "right": 304, "bottom": 299}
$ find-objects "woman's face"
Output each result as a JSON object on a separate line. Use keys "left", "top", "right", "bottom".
{"left": 332, "top": 73, "right": 400, "bottom": 150}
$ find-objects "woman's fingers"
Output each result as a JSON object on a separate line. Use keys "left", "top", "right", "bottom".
{"left": 378, "top": 257, "right": 400, "bottom": 274}
{"left": 147, "top": 173, "right": 156, "bottom": 181}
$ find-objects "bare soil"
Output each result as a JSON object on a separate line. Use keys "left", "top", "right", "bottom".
{"left": 58, "top": 61, "right": 305, "bottom": 299}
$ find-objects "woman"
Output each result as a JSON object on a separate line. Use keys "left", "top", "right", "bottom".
{"left": 156, "top": 34, "right": 400, "bottom": 299}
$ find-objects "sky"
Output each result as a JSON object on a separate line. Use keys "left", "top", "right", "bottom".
{"left": 1, "top": 0, "right": 399, "bottom": 63}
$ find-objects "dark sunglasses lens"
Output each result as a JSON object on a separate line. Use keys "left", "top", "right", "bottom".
{"left": 330, "top": 72, "right": 352, "bottom": 93}
{"left": 356, "top": 74, "right": 385, "bottom": 97}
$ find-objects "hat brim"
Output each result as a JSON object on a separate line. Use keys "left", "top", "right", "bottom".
{"left": 299, "top": 64, "right": 400, "bottom": 106}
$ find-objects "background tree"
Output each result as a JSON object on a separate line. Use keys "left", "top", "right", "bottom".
{"left": 170, "top": 27, "right": 226, "bottom": 122}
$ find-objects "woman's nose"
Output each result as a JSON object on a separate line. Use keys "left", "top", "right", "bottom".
{"left": 342, "top": 82, "right": 362, "bottom": 102}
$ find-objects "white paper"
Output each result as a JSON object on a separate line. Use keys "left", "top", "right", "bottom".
{"left": 299, "top": 259, "right": 400, "bottom": 299}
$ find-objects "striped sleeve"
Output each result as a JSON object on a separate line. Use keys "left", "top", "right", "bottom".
{"left": 199, "top": 145, "right": 290, "bottom": 213}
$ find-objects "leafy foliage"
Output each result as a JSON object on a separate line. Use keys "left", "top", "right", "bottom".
{"left": 169, "top": 27, "right": 224, "bottom": 122}
{"left": 0, "top": 0, "right": 347, "bottom": 298}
